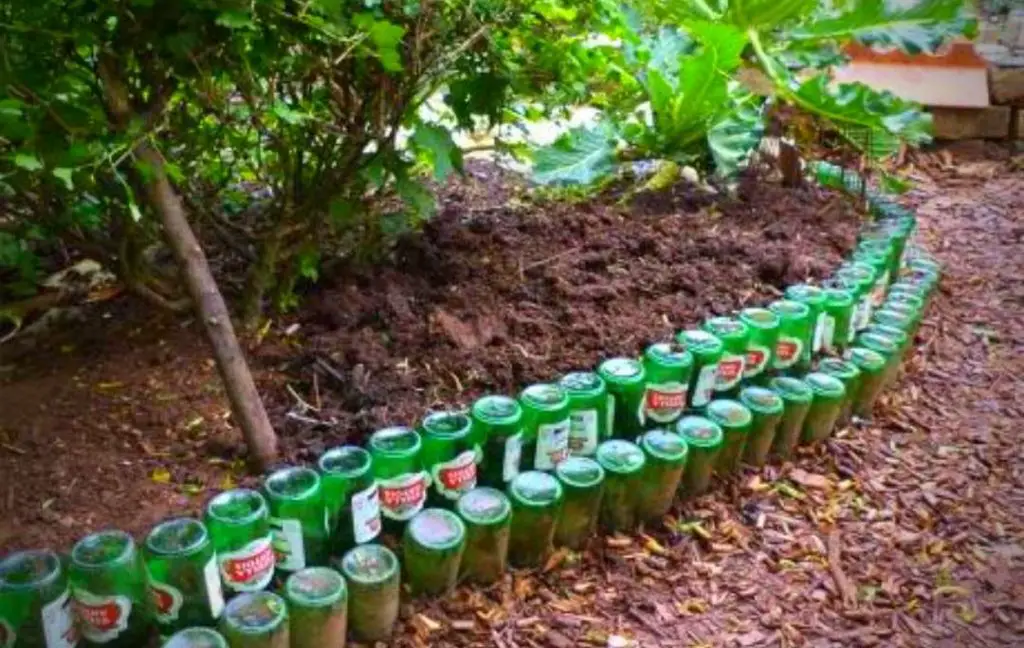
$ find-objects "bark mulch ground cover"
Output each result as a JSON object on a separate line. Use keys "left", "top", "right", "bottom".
{"left": 0, "top": 149, "right": 1022, "bottom": 646}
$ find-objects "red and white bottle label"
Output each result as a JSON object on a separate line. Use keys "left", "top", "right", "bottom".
{"left": 743, "top": 344, "right": 770, "bottom": 378}
{"left": 691, "top": 365, "right": 718, "bottom": 408}
{"left": 715, "top": 354, "right": 745, "bottom": 391}
{"left": 379, "top": 471, "right": 429, "bottom": 521}
{"left": 534, "top": 419, "right": 569, "bottom": 470}
{"left": 73, "top": 589, "right": 132, "bottom": 644}
{"left": 148, "top": 580, "right": 183, "bottom": 624}
{"left": 218, "top": 535, "right": 275, "bottom": 593}
{"left": 432, "top": 450, "right": 478, "bottom": 501}
{"left": 773, "top": 336, "right": 802, "bottom": 369}
{"left": 351, "top": 483, "right": 382, "bottom": 544}
{"left": 642, "top": 382, "right": 687, "bottom": 424}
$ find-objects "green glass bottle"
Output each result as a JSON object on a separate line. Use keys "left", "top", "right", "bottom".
{"left": 801, "top": 373, "right": 846, "bottom": 444}
{"left": 558, "top": 372, "right": 609, "bottom": 457}
{"left": 419, "top": 411, "right": 479, "bottom": 506}
{"left": 816, "top": 358, "right": 861, "bottom": 427}
{"left": 204, "top": 489, "right": 274, "bottom": 596}
{"left": 597, "top": 358, "right": 646, "bottom": 440}
{"left": 317, "top": 446, "right": 381, "bottom": 561}
{"left": 637, "top": 430, "right": 688, "bottom": 523}
{"left": 846, "top": 346, "right": 889, "bottom": 419}
{"left": 218, "top": 591, "right": 288, "bottom": 648}
{"left": 640, "top": 342, "right": 693, "bottom": 428}
{"left": 706, "top": 400, "right": 753, "bottom": 475}
{"left": 784, "top": 284, "right": 828, "bottom": 356}
{"left": 862, "top": 324, "right": 909, "bottom": 363}
{"left": 738, "top": 308, "right": 780, "bottom": 385}
{"left": 853, "top": 241, "right": 893, "bottom": 305}
{"left": 162, "top": 627, "right": 228, "bottom": 647}
{"left": 506, "top": 472, "right": 564, "bottom": 568}
{"left": 339, "top": 545, "right": 399, "bottom": 643}
{"left": 0, "top": 550, "right": 75, "bottom": 648}
{"left": 835, "top": 263, "right": 876, "bottom": 332}
{"left": 402, "top": 509, "right": 466, "bottom": 597}
{"left": 368, "top": 426, "right": 428, "bottom": 534}
{"left": 702, "top": 317, "right": 750, "bottom": 398}
{"left": 821, "top": 287, "right": 856, "bottom": 354}
{"left": 855, "top": 331, "right": 902, "bottom": 393}
{"left": 144, "top": 518, "right": 224, "bottom": 638}
{"left": 455, "top": 488, "right": 511, "bottom": 585}
{"left": 675, "top": 416, "right": 723, "bottom": 497}
{"left": 768, "top": 300, "right": 812, "bottom": 374}
{"left": 878, "top": 300, "right": 921, "bottom": 339}
{"left": 553, "top": 458, "right": 605, "bottom": 550}
{"left": 263, "top": 467, "right": 329, "bottom": 574}
{"left": 675, "top": 330, "right": 724, "bottom": 409}
{"left": 470, "top": 395, "right": 524, "bottom": 489}
{"left": 738, "top": 387, "right": 784, "bottom": 467}
{"left": 69, "top": 530, "right": 152, "bottom": 647}
{"left": 768, "top": 376, "right": 812, "bottom": 460}
{"left": 284, "top": 568, "right": 346, "bottom": 648}
{"left": 595, "top": 440, "right": 645, "bottom": 533}
{"left": 518, "top": 383, "right": 571, "bottom": 471}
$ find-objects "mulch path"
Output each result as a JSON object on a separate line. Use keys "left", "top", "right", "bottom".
{"left": 1, "top": 149, "right": 1022, "bottom": 647}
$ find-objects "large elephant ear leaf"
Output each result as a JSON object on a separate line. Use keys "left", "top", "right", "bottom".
{"left": 786, "top": 0, "right": 975, "bottom": 55}
{"left": 722, "top": 0, "right": 819, "bottom": 30}
{"left": 531, "top": 122, "right": 619, "bottom": 186}
{"left": 790, "top": 74, "right": 931, "bottom": 160}
{"left": 708, "top": 90, "right": 767, "bottom": 178}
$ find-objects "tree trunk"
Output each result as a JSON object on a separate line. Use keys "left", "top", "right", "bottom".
{"left": 97, "top": 54, "right": 278, "bottom": 470}
{"left": 136, "top": 145, "right": 279, "bottom": 469}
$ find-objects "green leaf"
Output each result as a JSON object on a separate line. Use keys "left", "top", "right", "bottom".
{"left": 723, "top": 0, "right": 818, "bottom": 29}
{"left": 216, "top": 10, "right": 255, "bottom": 30}
{"left": 272, "top": 101, "right": 308, "bottom": 125}
{"left": 532, "top": 123, "right": 619, "bottom": 186}
{"left": 52, "top": 167, "right": 73, "bottom": 190}
{"left": 786, "top": 0, "right": 974, "bottom": 55}
{"left": 708, "top": 92, "right": 766, "bottom": 177}
{"left": 0, "top": 99, "right": 24, "bottom": 117}
{"left": 395, "top": 177, "right": 435, "bottom": 219}
{"left": 411, "top": 123, "right": 462, "bottom": 182}
{"left": 355, "top": 15, "right": 406, "bottom": 71}
{"left": 13, "top": 153, "right": 43, "bottom": 171}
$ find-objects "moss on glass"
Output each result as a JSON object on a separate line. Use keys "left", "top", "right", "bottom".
{"left": 340, "top": 544, "right": 399, "bottom": 643}
{"left": 595, "top": 440, "right": 645, "bottom": 533}
{"left": 553, "top": 457, "right": 604, "bottom": 549}
{"left": 800, "top": 373, "right": 846, "bottom": 444}
{"left": 507, "top": 472, "right": 563, "bottom": 568}
{"left": 402, "top": 509, "right": 466, "bottom": 596}
{"left": 637, "top": 430, "right": 687, "bottom": 522}
{"left": 738, "top": 387, "right": 783, "bottom": 467}
{"left": 768, "top": 377, "right": 812, "bottom": 460}
{"left": 455, "top": 488, "right": 511, "bottom": 585}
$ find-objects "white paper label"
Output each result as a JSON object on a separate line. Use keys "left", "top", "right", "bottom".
{"left": 605, "top": 394, "right": 616, "bottom": 439}
{"left": 42, "top": 589, "right": 76, "bottom": 648}
{"left": 691, "top": 364, "right": 718, "bottom": 408}
{"left": 568, "top": 409, "right": 599, "bottom": 455}
{"left": 857, "top": 297, "right": 873, "bottom": 330}
{"left": 872, "top": 272, "right": 889, "bottom": 306}
{"left": 351, "top": 483, "right": 382, "bottom": 544}
{"left": 813, "top": 312, "right": 831, "bottom": 353}
{"left": 847, "top": 308, "right": 858, "bottom": 343}
{"left": 201, "top": 557, "right": 225, "bottom": 620}
{"left": 73, "top": 589, "right": 131, "bottom": 644}
{"left": 269, "top": 517, "right": 306, "bottom": 571}
{"left": 534, "top": 418, "right": 570, "bottom": 470}
{"left": 503, "top": 433, "right": 522, "bottom": 482}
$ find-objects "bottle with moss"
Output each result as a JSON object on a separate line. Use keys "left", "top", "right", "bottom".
{"left": 218, "top": 591, "right": 288, "bottom": 648}
{"left": 800, "top": 373, "right": 846, "bottom": 444}
{"left": 705, "top": 400, "right": 752, "bottom": 475}
{"left": 263, "top": 467, "right": 329, "bottom": 575}
{"left": 284, "top": 568, "right": 346, "bottom": 648}
{"left": 821, "top": 287, "right": 856, "bottom": 354}
{"left": 518, "top": 383, "right": 571, "bottom": 471}
{"left": 846, "top": 346, "right": 889, "bottom": 419}
{"left": 738, "top": 308, "right": 780, "bottom": 385}
{"left": 768, "top": 300, "right": 813, "bottom": 375}
{"left": 768, "top": 377, "right": 812, "bottom": 459}
{"left": 738, "top": 387, "right": 784, "bottom": 467}
{"left": 595, "top": 440, "right": 645, "bottom": 533}
{"left": 553, "top": 458, "right": 605, "bottom": 550}
{"left": 0, "top": 549, "right": 76, "bottom": 648}
{"left": 368, "top": 426, "right": 428, "bottom": 538}
{"left": 816, "top": 358, "right": 861, "bottom": 427}
{"left": 784, "top": 284, "right": 827, "bottom": 356}
{"left": 507, "top": 471, "right": 564, "bottom": 568}
{"left": 339, "top": 545, "right": 399, "bottom": 643}
{"left": 402, "top": 509, "right": 466, "bottom": 597}
{"left": 470, "top": 395, "right": 524, "bottom": 489}
{"left": 675, "top": 417, "right": 723, "bottom": 497}
{"left": 419, "top": 411, "right": 479, "bottom": 507}
{"left": 637, "top": 430, "right": 688, "bottom": 523}
{"left": 559, "top": 372, "right": 609, "bottom": 457}
{"left": 163, "top": 627, "right": 229, "bottom": 647}
{"left": 855, "top": 331, "right": 902, "bottom": 392}
{"left": 455, "top": 488, "right": 511, "bottom": 585}
{"left": 675, "top": 330, "right": 724, "bottom": 409}
{"left": 597, "top": 358, "right": 646, "bottom": 440}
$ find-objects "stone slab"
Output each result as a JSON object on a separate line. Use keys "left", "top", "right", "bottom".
{"left": 932, "top": 106, "right": 1012, "bottom": 140}
{"left": 989, "top": 67, "right": 1024, "bottom": 105}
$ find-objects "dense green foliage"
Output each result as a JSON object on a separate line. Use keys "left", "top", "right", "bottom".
{"left": 0, "top": 0, "right": 974, "bottom": 316}
{"left": 532, "top": 0, "right": 975, "bottom": 185}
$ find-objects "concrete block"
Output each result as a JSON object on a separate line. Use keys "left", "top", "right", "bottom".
{"left": 1015, "top": 108, "right": 1024, "bottom": 140}
{"left": 990, "top": 67, "right": 1024, "bottom": 106}
{"left": 932, "top": 106, "right": 1012, "bottom": 140}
